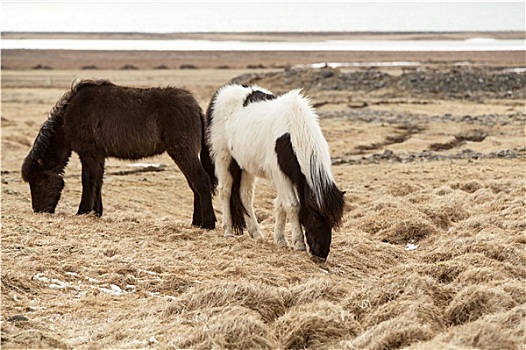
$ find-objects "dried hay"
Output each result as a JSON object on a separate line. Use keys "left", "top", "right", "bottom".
{"left": 482, "top": 304, "right": 526, "bottom": 339}
{"left": 175, "top": 306, "right": 276, "bottom": 350}
{"left": 412, "top": 306, "right": 526, "bottom": 350}
{"left": 454, "top": 266, "right": 510, "bottom": 285}
{"left": 345, "top": 272, "right": 450, "bottom": 320}
{"left": 282, "top": 278, "right": 349, "bottom": 308}
{"left": 451, "top": 180, "right": 485, "bottom": 194}
{"left": 445, "top": 214, "right": 504, "bottom": 238}
{"left": 343, "top": 317, "right": 434, "bottom": 350}
{"left": 400, "top": 261, "right": 467, "bottom": 284}
{"left": 361, "top": 299, "right": 445, "bottom": 331}
{"left": 1, "top": 329, "right": 68, "bottom": 349}
{"left": 273, "top": 301, "right": 360, "bottom": 350}
{"left": 422, "top": 230, "right": 526, "bottom": 269}
{"left": 501, "top": 280, "right": 526, "bottom": 305}
{"left": 329, "top": 234, "right": 408, "bottom": 275}
{"left": 164, "top": 280, "right": 286, "bottom": 322}
{"left": 445, "top": 285, "right": 516, "bottom": 326}
{"left": 358, "top": 206, "right": 439, "bottom": 245}
{"left": 388, "top": 181, "right": 423, "bottom": 197}
{"left": 420, "top": 191, "right": 470, "bottom": 230}
{"left": 471, "top": 188, "right": 497, "bottom": 205}
{"left": 433, "top": 185, "right": 454, "bottom": 196}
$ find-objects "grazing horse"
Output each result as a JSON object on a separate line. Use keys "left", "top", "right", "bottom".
{"left": 21, "top": 79, "right": 216, "bottom": 229}
{"left": 205, "top": 84, "right": 344, "bottom": 260}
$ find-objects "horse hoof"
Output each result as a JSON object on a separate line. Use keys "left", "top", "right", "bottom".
{"left": 223, "top": 229, "right": 235, "bottom": 237}
{"left": 249, "top": 230, "right": 264, "bottom": 240}
{"left": 293, "top": 242, "right": 307, "bottom": 251}
{"left": 275, "top": 239, "right": 290, "bottom": 249}
{"left": 200, "top": 222, "right": 215, "bottom": 230}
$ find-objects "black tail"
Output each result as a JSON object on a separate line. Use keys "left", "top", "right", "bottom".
{"left": 229, "top": 158, "right": 247, "bottom": 235}
{"left": 199, "top": 111, "right": 218, "bottom": 194}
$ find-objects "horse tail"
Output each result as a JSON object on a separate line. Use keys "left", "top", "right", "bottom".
{"left": 22, "top": 79, "right": 114, "bottom": 181}
{"left": 228, "top": 158, "right": 247, "bottom": 235}
{"left": 199, "top": 110, "right": 218, "bottom": 194}
{"left": 285, "top": 89, "right": 344, "bottom": 227}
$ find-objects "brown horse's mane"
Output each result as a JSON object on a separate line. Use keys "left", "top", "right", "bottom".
{"left": 50, "top": 79, "right": 114, "bottom": 123}
{"left": 22, "top": 79, "right": 114, "bottom": 181}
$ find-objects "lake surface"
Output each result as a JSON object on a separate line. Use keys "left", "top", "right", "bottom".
{"left": 2, "top": 38, "right": 524, "bottom": 52}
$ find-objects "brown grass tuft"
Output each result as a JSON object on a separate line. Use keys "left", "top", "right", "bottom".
{"left": 358, "top": 207, "right": 439, "bottom": 245}
{"left": 421, "top": 191, "right": 470, "bottom": 229}
{"left": 361, "top": 300, "right": 445, "bottom": 331}
{"left": 282, "top": 278, "right": 349, "bottom": 308}
{"left": 2, "top": 329, "right": 68, "bottom": 349}
{"left": 274, "top": 301, "right": 361, "bottom": 349}
{"left": 166, "top": 280, "right": 286, "bottom": 322}
{"left": 345, "top": 272, "right": 451, "bottom": 320}
{"left": 445, "top": 285, "right": 516, "bottom": 325}
{"left": 454, "top": 266, "right": 510, "bottom": 285}
{"left": 407, "top": 324, "right": 518, "bottom": 350}
{"left": 344, "top": 318, "right": 434, "bottom": 350}
{"left": 175, "top": 306, "right": 276, "bottom": 350}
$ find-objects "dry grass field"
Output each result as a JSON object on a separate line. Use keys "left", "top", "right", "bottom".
{"left": 1, "top": 44, "right": 525, "bottom": 349}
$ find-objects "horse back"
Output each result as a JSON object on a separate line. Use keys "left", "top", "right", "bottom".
{"left": 63, "top": 84, "right": 202, "bottom": 159}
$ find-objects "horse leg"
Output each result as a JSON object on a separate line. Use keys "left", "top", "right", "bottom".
{"left": 93, "top": 167, "right": 104, "bottom": 217}
{"left": 273, "top": 173, "right": 306, "bottom": 251}
{"left": 191, "top": 188, "right": 202, "bottom": 227}
{"left": 240, "top": 171, "right": 263, "bottom": 240}
{"left": 214, "top": 153, "right": 235, "bottom": 236}
{"left": 77, "top": 154, "right": 105, "bottom": 216}
{"left": 274, "top": 198, "right": 289, "bottom": 248}
{"left": 168, "top": 150, "right": 216, "bottom": 229}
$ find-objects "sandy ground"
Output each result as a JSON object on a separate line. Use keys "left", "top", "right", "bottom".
{"left": 1, "top": 41, "right": 526, "bottom": 349}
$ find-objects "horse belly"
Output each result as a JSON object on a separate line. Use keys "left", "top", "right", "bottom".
{"left": 228, "top": 131, "right": 273, "bottom": 180}
{"left": 69, "top": 114, "right": 163, "bottom": 159}
{"left": 104, "top": 123, "right": 163, "bottom": 159}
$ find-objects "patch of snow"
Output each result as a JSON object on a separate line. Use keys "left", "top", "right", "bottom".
{"left": 405, "top": 243, "right": 418, "bottom": 250}
{"left": 128, "top": 163, "right": 166, "bottom": 168}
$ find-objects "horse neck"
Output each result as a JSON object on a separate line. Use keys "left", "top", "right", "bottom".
{"left": 38, "top": 117, "right": 71, "bottom": 174}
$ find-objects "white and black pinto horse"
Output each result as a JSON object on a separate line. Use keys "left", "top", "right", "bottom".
{"left": 205, "top": 84, "right": 344, "bottom": 260}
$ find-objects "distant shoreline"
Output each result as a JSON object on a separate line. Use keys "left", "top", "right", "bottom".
{"left": 3, "top": 49, "right": 524, "bottom": 71}
{"left": 3, "top": 31, "right": 525, "bottom": 71}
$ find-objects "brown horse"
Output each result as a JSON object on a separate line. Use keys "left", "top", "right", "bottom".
{"left": 21, "top": 79, "right": 216, "bottom": 229}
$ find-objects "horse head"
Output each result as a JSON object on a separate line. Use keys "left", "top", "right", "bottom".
{"left": 22, "top": 155, "right": 65, "bottom": 213}
{"left": 22, "top": 114, "right": 69, "bottom": 214}
{"left": 303, "top": 211, "right": 332, "bottom": 261}
{"left": 301, "top": 186, "right": 345, "bottom": 261}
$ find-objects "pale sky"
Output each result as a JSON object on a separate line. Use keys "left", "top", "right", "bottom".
{"left": 2, "top": 1, "right": 525, "bottom": 33}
